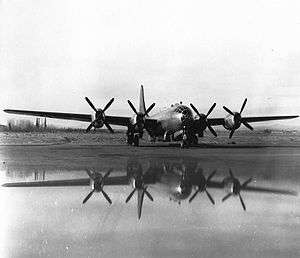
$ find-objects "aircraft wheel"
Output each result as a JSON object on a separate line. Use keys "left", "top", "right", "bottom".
{"left": 133, "top": 134, "right": 139, "bottom": 147}
{"left": 192, "top": 135, "right": 198, "bottom": 145}
{"left": 180, "top": 139, "right": 189, "bottom": 148}
{"left": 127, "top": 134, "right": 134, "bottom": 145}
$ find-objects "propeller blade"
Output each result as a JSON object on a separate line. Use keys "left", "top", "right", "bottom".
{"left": 222, "top": 193, "right": 232, "bottom": 202}
{"left": 240, "top": 98, "right": 247, "bottom": 114}
{"left": 86, "top": 122, "right": 94, "bottom": 133}
{"left": 103, "top": 98, "right": 114, "bottom": 112}
{"left": 82, "top": 190, "right": 94, "bottom": 204}
{"left": 125, "top": 188, "right": 136, "bottom": 203}
{"left": 137, "top": 189, "right": 145, "bottom": 220}
{"left": 238, "top": 193, "right": 246, "bottom": 211}
{"left": 145, "top": 103, "right": 155, "bottom": 116}
{"left": 242, "top": 178, "right": 252, "bottom": 188}
{"left": 101, "top": 190, "right": 112, "bottom": 204}
{"left": 206, "top": 103, "right": 216, "bottom": 117}
{"left": 223, "top": 106, "right": 234, "bottom": 116}
{"left": 229, "top": 130, "right": 235, "bottom": 139}
{"left": 205, "top": 190, "right": 215, "bottom": 205}
{"left": 104, "top": 122, "right": 114, "bottom": 133}
{"left": 85, "top": 97, "right": 97, "bottom": 112}
{"left": 190, "top": 103, "right": 201, "bottom": 117}
{"left": 207, "top": 124, "right": 217, "bottom": 137}
{"left": 103, "top": 169, "right": 113, "bottom": 180}
{"left": 242, "top": 121, "right": 253, "bottom": 131}
{"left": 207, "top": 170, "right": 217, "bottom": 182}
{"left": 127, "top": 100, "right": 138, "bottom": 115}
{"left": 189, "top": 189, "right": 200, "bottom": 203}
{"left": 144, "top": 189, "right": 153, "bottom": 201}
{"left": 229, "top": 168, "right": 234, "bottom": 178}
{"left": 85, "top": 169, "right": 95, "bottom": 180}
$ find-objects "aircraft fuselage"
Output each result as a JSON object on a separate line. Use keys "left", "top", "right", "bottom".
{"left": 148, "top": 103, "right": 194, "bottom": 140}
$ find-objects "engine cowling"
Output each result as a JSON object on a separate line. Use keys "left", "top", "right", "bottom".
{"left": 223, "top": 113, "right": 241, "bottom": 131}
{"left": 193, "top": 114, "right": 207, "bottom": 134}
{"left": 93, "top": 109, "right": 105, "bottom": 128}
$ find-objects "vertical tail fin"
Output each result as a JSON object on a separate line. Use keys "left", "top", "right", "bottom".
{"left": 139, "top": 85, "right": 147, "bottom": 114}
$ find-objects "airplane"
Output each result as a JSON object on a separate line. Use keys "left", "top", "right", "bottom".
{"left": 4, "top": 85, "right": 299, "bottom": 147}
{"left": 2, "top": 158, "right": 297, "bottom": 219}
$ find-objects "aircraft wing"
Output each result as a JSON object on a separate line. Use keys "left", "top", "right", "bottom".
{"left": 4, "top": 109, "right": 135, "bottom": 127}
{"left": 207, "top": 115, "right": 298, "bottom": 126}
{"left": 2, "top": 176, "right": 130, "bottom": 187}
{"left": 241, "top": 185, "right": 297, "bottom": 195}
{"left": 241, "top": 115, "right": 299, "bottom": 123}
{"left": 206, "top": 181, "right": 297, "bottom": 196}
{"left": 4, "top": 109, "right": 92, "bottom": 122}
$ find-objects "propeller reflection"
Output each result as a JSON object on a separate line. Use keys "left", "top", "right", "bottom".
{"left": 2, "top": 158, "right": 298, "bottom": 220}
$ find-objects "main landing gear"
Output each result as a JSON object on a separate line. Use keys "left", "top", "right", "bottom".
{"left": 133, "top": 134, "right": 139, "bottom": 147}
{"left": 180, "top": 131, "right": 199, "bottom": 148}
{"left": 127, "top": 131, "right": 140, "bottom": 147}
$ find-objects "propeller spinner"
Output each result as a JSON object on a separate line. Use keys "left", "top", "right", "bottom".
{"left": 85, "top": 97, "right": 115, "bottom": 133}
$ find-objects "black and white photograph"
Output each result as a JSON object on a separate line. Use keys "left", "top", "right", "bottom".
{"left": 0, "top": 1, "right": 299, "bottom": 257}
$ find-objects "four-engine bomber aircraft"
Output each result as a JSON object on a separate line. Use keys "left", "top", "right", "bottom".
{"left": 4, "top": 86, "right": 298, "bottom": 147}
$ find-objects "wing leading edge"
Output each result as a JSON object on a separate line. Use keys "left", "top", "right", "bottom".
{"left": 208, "top": 115, "right": 298, "bottom": 126}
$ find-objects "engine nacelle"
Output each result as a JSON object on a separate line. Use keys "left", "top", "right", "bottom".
{"left": 93, "top": 120, "right": 104, "bottom": 128}
{"left": 222, "top": 177, "right": 241, "bottom": 195}
{"left": 223, "top": 113, "right": 241, "bottom": 131}
{"left": 193, "top": 114, "right": 207, "bottom": 134}
{"left": 93, "top": 108, "right": 106, "bottom": 128}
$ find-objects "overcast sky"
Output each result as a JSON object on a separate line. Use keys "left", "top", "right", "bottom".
{"left": 0, "top": 0, "right": 300, "bottom": 128}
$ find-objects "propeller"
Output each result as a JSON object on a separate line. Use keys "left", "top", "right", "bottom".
{"left": 190, "top": 103, "right": 217, "bottom": 137}
{"left": 85, "top": 97, "right": 115, "bottom": 133}
{"left": 125, "top": 177, "right": 153, "bottom": 220}
{"left": 189, "top": 169, "right": 217, "bottom": 204}
{"left": 127, "top": 100, "right": 155, "bottom": 136}
{"left": 223, "top": 98, "right": 254, "bottom": 138}
{"left": 82, "top": 168, "right": 112, "bottom": 205}
{"left": 222, "top": 169, "right": 252, "bottom": 211}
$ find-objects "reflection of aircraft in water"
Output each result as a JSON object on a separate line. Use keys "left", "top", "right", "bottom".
{"left": 2, "top": 158, "right": 297, "bottom": 219}
{"left": 4, "top": 85, "right": 299, "bottom": 147}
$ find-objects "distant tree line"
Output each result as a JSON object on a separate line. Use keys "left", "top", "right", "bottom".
{"left": 5, "top": 118, "right": 85, "bottom": 133}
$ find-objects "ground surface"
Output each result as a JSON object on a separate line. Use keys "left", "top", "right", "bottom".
{"left": 0, "top": 131, "right": 299, "bottom": 258}
{"left": 1, "top": 129, "right": 300, "bottom": 146}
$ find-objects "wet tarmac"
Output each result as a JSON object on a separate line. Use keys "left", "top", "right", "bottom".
{"left": 0, "top": 144, "right": 299, "bottom": 258}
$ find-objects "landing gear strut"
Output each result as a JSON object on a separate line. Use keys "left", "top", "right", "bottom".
{"left": 133, "top": 134, "right": 139, "bottom": 147}
{"left": 127, "top": 128, "right": 140, "bottom": 147}
{"left": 126, "top": 129, "right": 134, "bottom": 145}
{"left": 180, "top": 133, "right": 190, "bottom": 148}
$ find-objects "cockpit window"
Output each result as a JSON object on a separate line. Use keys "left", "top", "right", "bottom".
{"left": 174, "top": 106, "right": 193, "bottom": 118}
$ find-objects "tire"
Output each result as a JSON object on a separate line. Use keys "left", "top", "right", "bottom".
{"left": 133, "top": 134, "right": 139, "bottom": 147}
{"left": 127, "top": 134, "right": 133, "bottom": 145}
